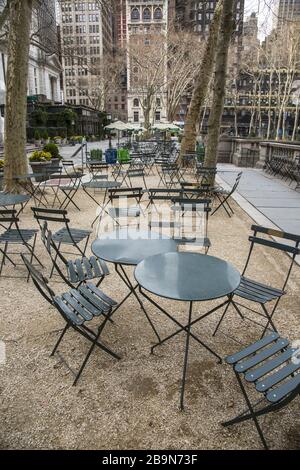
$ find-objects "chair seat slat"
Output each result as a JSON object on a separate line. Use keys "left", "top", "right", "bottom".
{"left": 266, "top": 374, "right": 300, "bottom": 403}
{"left": 235, "top": 338, "right": 289, "bottom": 372}
{"left": 256, "top": 360, "right": 300, "bottom": 393}
{"left": 89, "top": 256, "right": 102, "bottom": 278}
{"left": 225, "top": 333, "right": 279, "bottom": 364}
{"left": 79, "top": 285, "right": 111, "bottom": 312}
{"left": 54, "top": 296, "right": 83, "bottom": 325}
{"left": 69, "top": 289, "right": 102, "bottom": 316}
{"left": 245, "top": 347, "right": 296, "bottom": 382}
{"left": 241, "top": 277, "right": 284, "bottom": 295}
{"left": 82, "top": 257, "right": 93, "bottom": 279}
{"left": 86, "top": 282, "right": 117, "bottom": 306}
{"left": 62, "top": 293, "right": 94, "bottom": 321}
{"left": 67, "top": 261, "right": 79, "bottom": 282}
{"left": 74, "top": 258, "right": 86, "bottom": 281}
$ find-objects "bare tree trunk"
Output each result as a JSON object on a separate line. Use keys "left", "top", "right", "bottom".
{"left": 203, "top": 0, "right": 234, "bottom": 178}
{"left": 178, "top": 0, "right": 223, "bottom": 164}
{"left": 292, "top": 101, "right": 299, "bottom": 141}
{"left": 266, "top": 71, "right": 273, "bottom": 140}
{"left": 4, "top": 0, "right": 33, "bottom": 193}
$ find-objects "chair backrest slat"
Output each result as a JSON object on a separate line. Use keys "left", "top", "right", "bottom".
{"left": 251, "top": 225, "right": 300, "bottom": 243}
{"left": 249, "top": 236, "right": 300, "bottom": 255}
{"left": 31, "top": 207, "right": 70, "bottom": 224}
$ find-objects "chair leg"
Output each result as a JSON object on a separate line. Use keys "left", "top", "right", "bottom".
{"left": 73, "top": 318, "right": 120, "bottom": 386}
{"left": 50, "top": 242, "right": 61, "bottom": 278}
{"left": 261, "top": 303, "right": 278, "bottom": 335}
{"left": 212, "top": 298, "right": 232, "bottom": 336}
{"left": 50, "top": 324, "right": 70, "bottom": 356}
{"left": 223, "top": 371, "right": 269, "bottom": 450}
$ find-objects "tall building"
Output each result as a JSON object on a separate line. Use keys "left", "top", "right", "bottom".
{"left": 110, "top": 0, "right": 128, "bottom": 121}
{"left": 0, "top": 0, "right": 61, "bottom": 141}
{"left": 58, "top": 0, "right": 113, "bottom": 108}
{"left": 0, "top": 0, "right": 61, "bottom": 105}
{"left": 169, "top": 1, "right": 245, "bottom": 122}
{"left": 113, "top": 0, "right": 127, "bottom": 48}
{"left": 241, "top": 12, "right": 260, "bottom": 62}
{"left": 277, "top": 0, "right": 300, "bottom": 25}
{"left": 28, "top": 0, "right": 62, "bottom": 102}
{"left": 126, "top": 0, "right": 169, "bottom": 125}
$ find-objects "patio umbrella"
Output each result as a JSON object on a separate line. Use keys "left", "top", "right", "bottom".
{"left": 125, "top": 123, "right": 146, "bottom": 132}
{"left": 151, "top": 122, "right": 181, "bottom": 132}
{"left": 104, "top": 120, "right": 129, "bottom": 146}
{"left": 151, "top": 122, "right": 182, "bottom": 150}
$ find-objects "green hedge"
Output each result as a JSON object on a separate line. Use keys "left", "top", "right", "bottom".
{"left": 27, "top": 127, "right": 67, "bottom": 140}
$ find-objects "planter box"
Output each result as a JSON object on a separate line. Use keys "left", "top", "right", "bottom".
{"left": 29, "top": 162, "right": 51, "bottom": 182}
{"left": 50, "top": 158, "right": 61, "bottom": 173}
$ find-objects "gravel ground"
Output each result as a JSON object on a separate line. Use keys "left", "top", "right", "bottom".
{"left": 0, "top": 168, "right": 299, "bottom": 450}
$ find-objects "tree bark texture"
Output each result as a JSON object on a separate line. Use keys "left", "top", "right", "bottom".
{"left": 203, "top": 0, "right": 234, "bottom": 177}
{"left": 178, "top": 0, "right": 223, "bottom": 164}
{"left": 4, "top": 0, "right": 33, "bottom": 192}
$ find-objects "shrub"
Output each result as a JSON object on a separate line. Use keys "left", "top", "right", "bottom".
{"left": 34, "top": 129, "right": 41, "bottom": 140}
{"left": 29, "top": 150, "right": 52, "bottom": 162}
{"left": 41, "top": 129, "right": 48, "bottom": 140}
{"left": 90, "top": 149, "right": 102, "bottom": 160}
{"left": 0, "top": 159, "right": 4, "bottom": 169}
{"left": 69, "top": 135, "right": 83, "bottom": 142}
{"left": 43, "top": 143, "right": 60, "bottom": 159}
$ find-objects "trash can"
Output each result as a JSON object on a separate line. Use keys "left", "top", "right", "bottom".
{"left": 196, "top": 143, "right": 205, "bottom": 163}
{"left": 117, "top": 148, "right": 130, "bottom": 163}
{"left": 105, "top": 148, "right": 117, "bottom": 164}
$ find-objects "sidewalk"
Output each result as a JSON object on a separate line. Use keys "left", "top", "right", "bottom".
{"left": 217, "top": 164, "right": 300, "bottom": 236}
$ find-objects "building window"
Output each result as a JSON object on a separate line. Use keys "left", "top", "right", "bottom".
{"left": 133, "top": 111, "right": 139, "bottom": 122}
{"left": 133, "top": 98, "right": 139, "bottom": 107}
{"left": 131, "top": 7, "right": 140, "bottom": 21}
{"left": 143, "top": 7, "right": 151, "bottom": 21}
{"left": 155, "top": 111, "right": 160, "bottom": 122}
{"left": 154, "top": 7, "right": 162, "bottom": 20}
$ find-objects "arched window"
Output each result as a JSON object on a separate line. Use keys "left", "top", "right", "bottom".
{"left": 143, "top": 7, "right": 151, "bottom": 21}
{"left": 131, "top": 7, "right": 140, "bottom": 21}
{"left": 154, "top": 7, "right": 162, "bottom": 20}
{"left": 133, "top": 98, "right": 139, "bottom": 107}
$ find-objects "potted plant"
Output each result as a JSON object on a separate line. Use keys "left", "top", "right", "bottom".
{"left": 53, "top": 136, "right": 62, "bottom": 145}
{"left": 29, "top": 150, "right": 52, "bottom": 182}
{"left": 43, "top": 143, "right": 62, "bottom": 171}
{"left": 34, "top": 129, "right": 41, "bottom": 146}
{"left": 41, "top": 129, "right": 49, "bottom": 144}
{"left": 90, "top": 149, "right": 103, "bottom": 161}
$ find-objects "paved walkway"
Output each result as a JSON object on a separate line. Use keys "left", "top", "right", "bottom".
{"left": 217, "top": 164, "right": 300, "bottom": 236}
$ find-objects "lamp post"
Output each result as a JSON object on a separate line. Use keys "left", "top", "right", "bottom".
{"left": 106, "top": 113, "right": 112, "bottom": 148}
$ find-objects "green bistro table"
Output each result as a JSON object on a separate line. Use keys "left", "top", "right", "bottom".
{"left": 92, "top": 229, "right": 178, "bottom": 343}
{"left": 135, "top": 252, "right": 241, "bottom": 409}
{"left": 82, "top": 180, "right": 122, "bottom": 226}
{"left": 0, "top": 192, "right": 31, "bottom": 215}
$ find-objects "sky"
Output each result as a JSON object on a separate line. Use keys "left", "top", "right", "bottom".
{"left": 245, "top": 0, "right": 277, "bottom": 39}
